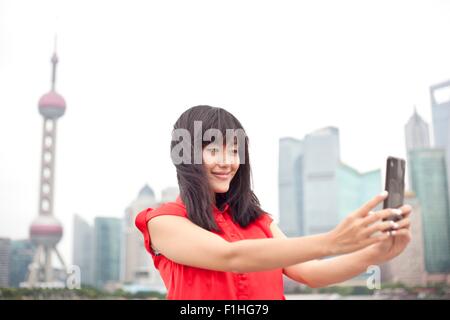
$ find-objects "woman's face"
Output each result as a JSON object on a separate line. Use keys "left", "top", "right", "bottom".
{"left": 202, "top": 142, "right": 240, "bottom": 194}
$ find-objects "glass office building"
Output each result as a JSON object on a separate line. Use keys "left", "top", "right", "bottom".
{"left": 337, "top": 164, "right": 381, "bottom": 222}
{"left": 430, "top": 80, "right": 450, "bottom": 203}
{"left": 279, "top": 127, "right": 380, "bottom": 237}
{"left": 302, "top": 127, "right": 341, "bottom": 236}
{"left": 9, "top": 240, "right": 35, "bottom": 287}
{"left": 409, "top": 148, "right": 450, "bottom": 273}
{"left": 279, "top": 138, "right": 304, "bottom": 237}
{"left": 94, "top": 217, "right": 122, "bottom": 288}
{"left": 73, "top": 214, "right": 95, "bottom": 286}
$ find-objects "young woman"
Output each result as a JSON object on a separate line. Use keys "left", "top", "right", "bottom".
{"left": 135, "top": 105, "right": 412, "bottom": 300}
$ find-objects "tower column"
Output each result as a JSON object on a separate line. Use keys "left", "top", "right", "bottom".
{"left": 38, "top": 118, "right": 57, "bottom": 216}
{"left": 44, "top": 247, "right": 53, "bottom": 282}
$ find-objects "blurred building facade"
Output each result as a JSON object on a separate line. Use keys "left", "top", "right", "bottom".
{"left": 381, "top": 192, "right": 427, "bottom": 286}
{"left": 8, "top": 240, "right": 35, "bottom": 287}
{"left": 279, "top": 138, "right": 304, "bottom": 237}
{"left": 73, "top": 214, "right": 94, "bottom": 286}
{"left": 71, "top": 185, "right": 178, "bottom": 291}
{"left": 161, "top": 186, "right": 179, "bottom": 203}
{"left": 409, "top": 149, "right": 450, "bottom": 274}
{"left": 405, "top": 101, "right": 450, "bottom": 279}
{"left": 404, "top": 104, "right": 450, "bottom": 282}
{"left": 404, "top": 107, "right": 431, "bottom": 188}
{"left": 123, "top": 185, "right": 159, "bottom": 288}
{"left": 279, "top": 127, "right": 381, "bottom": 237}
{"left": 0, "top": 238, "right": 11, "bottom": 287}
{"left": 94, "top": 217, "right": 122, "bottom": 289}
{"left": 336, "top": 164, "right": 381, "bottom": 222}
{"left": 302, "top": 127, "right": 341, "bottom": 235}
{"left": 430, "top": 80, "right": 450, "bottom": 203}
{"left": 122, "top": 185, "right": 178, "bottom": 293}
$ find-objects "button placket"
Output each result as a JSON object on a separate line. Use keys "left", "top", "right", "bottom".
{"left": 235, "top": 272, "right": 249, "bottom": 298}
{"left": 217, "top": 213, "right": 236, "bottom": 242}
{"left": 228, "top": 219, "right": 241, "bottom": 240}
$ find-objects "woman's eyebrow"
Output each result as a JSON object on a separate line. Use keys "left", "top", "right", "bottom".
{"left": 204, "top": 142, "right": 223, "bottom": 149}
{"left": 225, "top": 143, "right": 238, "bottom": 149}
{"left": 205, "top": 141, "right": 238, "bottom": 148}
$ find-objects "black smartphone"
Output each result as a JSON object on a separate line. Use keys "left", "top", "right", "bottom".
{"left": 383, "top": 156, "right": 406, "bottom": 222}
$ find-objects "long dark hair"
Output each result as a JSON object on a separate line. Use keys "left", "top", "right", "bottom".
{"left": 171, "top": 105, "right": 264, "bottom": 233}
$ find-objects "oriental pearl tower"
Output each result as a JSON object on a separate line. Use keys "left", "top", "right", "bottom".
{"left": 23, "top": 46, "right": 67, "bottom": 288}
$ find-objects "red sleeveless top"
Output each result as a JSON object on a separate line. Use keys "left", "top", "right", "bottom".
{"left": 135, "top": 196, "right": 285, "bottom": 300}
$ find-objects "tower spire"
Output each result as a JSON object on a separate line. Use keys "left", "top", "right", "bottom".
{"left": 51, "top": 34, "right": 58, "bottom": 91}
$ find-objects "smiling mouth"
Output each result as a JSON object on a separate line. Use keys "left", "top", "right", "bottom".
{"left": 212, "top": 172, "right": 231, "bottom": 180}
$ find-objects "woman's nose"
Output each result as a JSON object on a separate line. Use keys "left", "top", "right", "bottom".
{"left": 221, "top": 149, "right": 237, "bottom": 165}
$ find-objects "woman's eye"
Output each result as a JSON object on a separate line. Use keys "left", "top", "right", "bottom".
{"left": 210, "top": 148, "right": 219, "bottom": 155}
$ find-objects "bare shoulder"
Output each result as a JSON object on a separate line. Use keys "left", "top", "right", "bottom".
{"left": 147, "top": 213, "right": 192, "bottom": 233}
{"left": 144, "top": 207, "right": 234, "bottom": 272}
{"left": 269, "top": 221, "right": 288, "bottom": 239}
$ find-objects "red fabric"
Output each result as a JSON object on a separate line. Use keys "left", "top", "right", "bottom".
{"left": 135, "top": 196, "right": 285, "bottom": 300}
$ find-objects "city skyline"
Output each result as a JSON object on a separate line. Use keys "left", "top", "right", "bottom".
{"left": 2, "top": 105, "right": 449, "bottom": 288}
{"left": 277, "top": 95, "right": 450, "bottom": 286}
{"left": 1, "top": 0, "right": 450, "bottom": 266}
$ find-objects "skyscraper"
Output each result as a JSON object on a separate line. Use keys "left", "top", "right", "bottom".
{"left": 94, "top": 217, "right": 122, "bottom": 289}
{"left": 405, "top": 107, "right": 431, "bottom": 151}
{"left": 336, "top": 164, "right": 381, "bottom": 222}
{"left": 334, "top": 164, "right": 382, "bottom": 286}
{"left": 381, "top": 192, "right": 427, "bottom": 286}
{"left": 430, "top": 79, "right": 450, "bottom": 202}
{"left": 9, "top": 240, "right": 35, "bottom": 288}
{"left": 122, "top": 185, "right": 178, "bottom": 293}
{"left": 404, "top": 97, "right": 450, "bottom": 279}
{"left": 303, "top": 127, "right": 341, "bottom": 235}
{"left": 0, "top": 238, "right": 11, "bottom": 287}
{"left": 279, "top": 138, "right": 304, "bottom": 237}
{"left": 123, "top": 185, "right": 158, "bottom": 285}
{"left": 409, "top": 149, "right": 450, "bottom": 273}
{"left": 24, "top": 46, "right": 67, "bottom": 288}
{"left": 405, "top": 108, "right": 431, "bottom": 189}
{"left": 73, "top": 214, "right": 94, "bottom": 286}
{"left": 279, "top": 127, "right": 380, "bottom": 238}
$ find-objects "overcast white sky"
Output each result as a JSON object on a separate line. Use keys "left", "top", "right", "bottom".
{"left": 1, "top": 0, "right": 449, "bottom": 264}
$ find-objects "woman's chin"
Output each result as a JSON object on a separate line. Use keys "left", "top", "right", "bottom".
{"left": 212, "top": 185, "right": 230, "bottom": 193}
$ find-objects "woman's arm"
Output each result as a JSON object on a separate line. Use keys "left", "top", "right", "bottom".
{"left": 284, "top": 252, "right": 375, "bottom": 288}
{"left": 149, "top": 215, "right": 333, "bottom": 273}
{"left": 148, "top": 193, "right": 394, "bottom": 273}
{"left": 272, "top": 201, "right": 412, "bottom": 288}
{"left": 271, "top": 222, "right": 376, "bottom": 288}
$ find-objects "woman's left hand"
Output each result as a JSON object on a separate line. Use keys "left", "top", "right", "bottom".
{"left": 364, "top": 204, "right": 413, "bottom": 264}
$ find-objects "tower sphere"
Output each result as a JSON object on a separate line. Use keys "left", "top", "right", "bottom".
{"left": 30, "top": 215, "right": 63, "bottom": 246}
{"left": 38, "top": 91, "right": 66, "bottom": 119}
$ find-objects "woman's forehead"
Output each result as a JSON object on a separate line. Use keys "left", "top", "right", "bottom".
{"left": 203, "top": 132, "right": 240, "bottom": 144}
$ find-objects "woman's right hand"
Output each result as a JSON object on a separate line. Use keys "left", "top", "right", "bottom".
{"left": 326, "top": 191, "right": 404, "bottom": 256}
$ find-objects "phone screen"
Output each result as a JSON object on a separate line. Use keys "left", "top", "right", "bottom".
{"left": 383, "top": 156, "right": 406, "bottom": 221}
